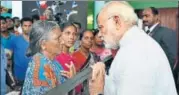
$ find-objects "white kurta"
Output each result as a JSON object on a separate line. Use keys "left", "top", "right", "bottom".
{"left": 104, "top": 26, "right": 177, "bottom": 95}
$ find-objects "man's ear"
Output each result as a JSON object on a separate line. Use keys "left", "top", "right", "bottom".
{"left": 113, "top": 15, "right": 121, "bottom": 30}
{"left": 155, "top": 15, "right": 159, "bottom": 22}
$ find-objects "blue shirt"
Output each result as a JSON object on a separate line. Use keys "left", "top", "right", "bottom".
{"left": 1, "top": 46, "right": 7, "bottom": 95}
{"left": 7, "top": 35, "right": 31, "bottom": 81}
{"left": 1, "top": 33, "right": 15, "bottom": 48}
{"left": 22, "top": 53, "right": 65, "bottom": 95}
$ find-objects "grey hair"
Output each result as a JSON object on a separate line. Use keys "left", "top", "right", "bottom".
{"left": 26, "top": 21, "right": 59, "bottom": 57}
{"left": 101, "top": 1, "right": 138, "bottom": 25}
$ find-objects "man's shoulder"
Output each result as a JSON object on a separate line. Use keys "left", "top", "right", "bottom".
{"left": 157, "top": 26, "right": 177, "bottom": 39}
{"left": 157, "top": 25, "right": 175, "bottom": 33}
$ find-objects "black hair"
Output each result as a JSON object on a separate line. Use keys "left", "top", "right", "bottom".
{"left": 5, "top": 16, "right": 11, "bottom": 19}
{"left": 150, "top": 7, "right": 159, "bottom": 15}
{"left": 12, "top": 17, "right": 20, "bottom": 23}
{"left": 0, "top": 16, "right": 6, "bottom": 22}
{"left": 32, "top": 14, "right": 40, "bottom": 21}
{"left": 72, "top": 22, "right": 81, "bottom": 29}
{"left": 60, "top": 22, "right": 77, "bottom": 32}
{"left": 92, "top": 29, "right": 99, "bottom": 36}
{"left": 5, "top": 16, "right": 13, "bottom": 23}
{"left": 79, "top": 29, "right": 94, "bottom": 40}
{"left": 134, "top": 9, "right": 143, "bottom": 19}
{"left": 21, "top": 17, "right": 33, "bottom": 25}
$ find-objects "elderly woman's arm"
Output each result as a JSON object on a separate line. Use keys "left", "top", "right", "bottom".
{"left": 89, "top": 62, "right": 105, "bottom": 95}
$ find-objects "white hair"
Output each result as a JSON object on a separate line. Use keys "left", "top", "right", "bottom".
{"left": 102, "top": 1, "right": 138, "bottom": 25}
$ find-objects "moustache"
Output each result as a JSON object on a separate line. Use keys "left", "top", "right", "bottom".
{"left": 143, "top": 21, "right": 148, "bottom": 23}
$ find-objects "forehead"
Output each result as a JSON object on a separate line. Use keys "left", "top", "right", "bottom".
{"left": 143, "top": 8, "right": 152, "bottom": 14}
{"left": 83, "top": 31, "right": 93, "bottom": 37}
{"left": 98, "top": 9, "right": 110, "bottom": 27}
{"left": 22, "top": 21, "right": 32, "bottom": 25}
{"left": 98, "top": 12, "right": 106, "bottom": 24}
{"left": 14, "top": 19, "right": 20, "bottom": 21}
{"left": 63, "top": 26, "right": 76, "bottom": 32}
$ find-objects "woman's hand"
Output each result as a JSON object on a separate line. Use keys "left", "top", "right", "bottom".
{"left": 61, "top": 61, "right": 76, "bottom": 79}
{"left": 89, "top": 62, "right": 105, "bottom": 95}
{"left": 91, "top": 62, "right": 105, "bottom": 81}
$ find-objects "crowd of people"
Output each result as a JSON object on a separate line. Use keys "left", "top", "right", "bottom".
{"left": 0, "top": 11, "right": 116, "bottom": 95}
{"left": 1, "top": 1, "right": 178, "bottom": 95}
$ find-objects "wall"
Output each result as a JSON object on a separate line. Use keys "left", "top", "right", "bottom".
{"left": 22, "top": 1, "right": 88, "bottom": 31}
{"left": 158, "top": 8, "right": 178, "bottom": 31}
{"left": 136, "top": 8, "right": 178, "bottom": 32}
{"left": 12, "top": 1, "right": 22, "bottom": 18}
{"left": 129, "top": 1, "right": 178, "bottom": 9}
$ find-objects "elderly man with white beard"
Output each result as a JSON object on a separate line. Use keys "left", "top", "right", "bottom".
{"left": 90, "top": 1, "right": 177, "bottom": 95}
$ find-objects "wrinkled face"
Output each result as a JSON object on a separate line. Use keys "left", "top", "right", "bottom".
{"left": 22, "top": 21, "right": 32, "bottom": 34}
{"left": 6, "top": 18, "right": 14, "bottom": 29}
{"left": 81, "top": 31, "right": 94, "bottom": 49}
{"left": 61, "top": 25, "right": 77, "bottom": 48}
{"left": 94, "top": 32, "right": 103, "bottom": 46}
{"left": 0, "top": 20, "right": 7, "bottom": 32}
{"left": 97, "top": 13, "right": 121, "bottom": 49}
{"left": 142, "top": 8, "right": 158, "bottom": 27}
{"left": 43, "top": 28, "right": 62, "bottom": 55}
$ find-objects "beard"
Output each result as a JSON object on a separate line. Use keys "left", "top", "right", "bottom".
{"left": 104, "top": 42, "right": 119, "bottom": 50}
{"left": 103, "top": 35, "right": 119, "bottom": 49}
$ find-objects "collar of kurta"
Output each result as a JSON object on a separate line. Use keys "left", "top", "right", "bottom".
{"left": 119, "top": 25, "right": 142, "bottom": 47}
